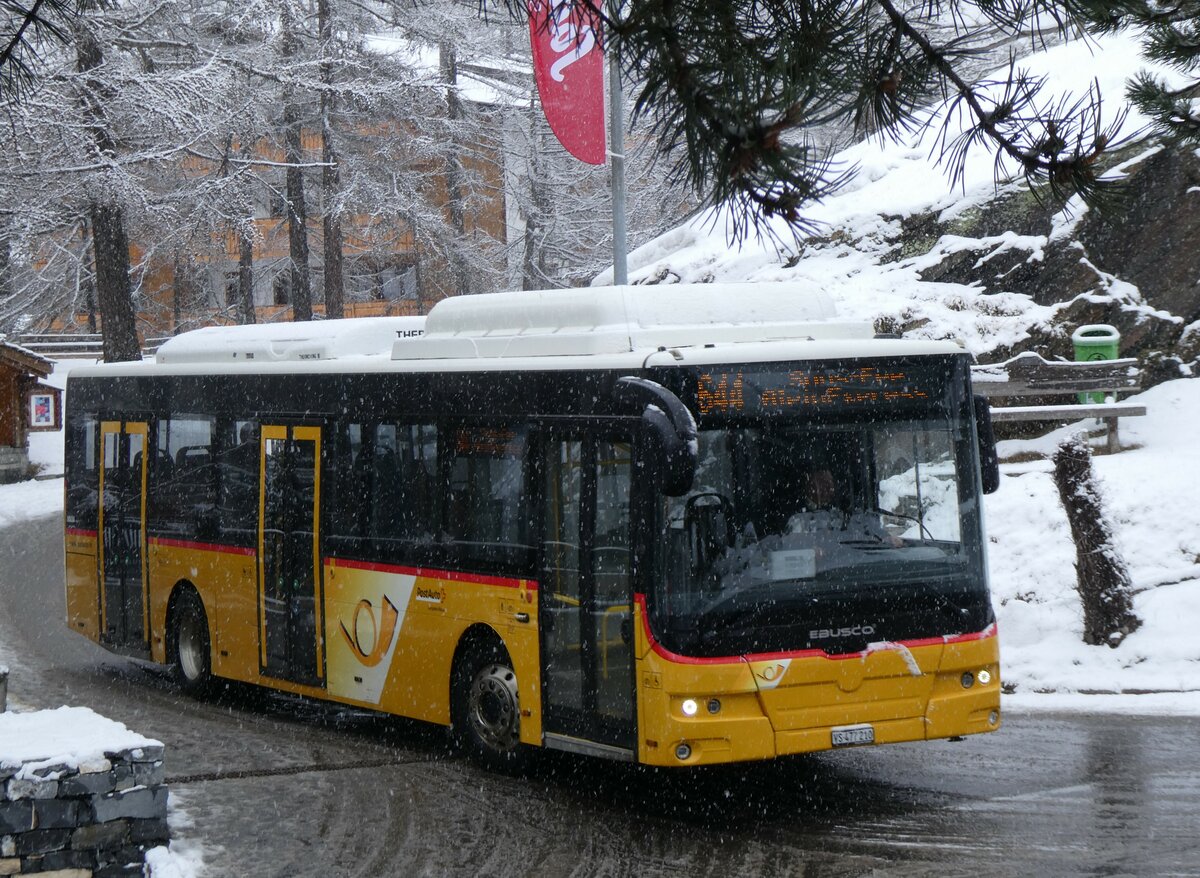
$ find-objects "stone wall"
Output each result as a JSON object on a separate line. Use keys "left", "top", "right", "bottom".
{"left": 0, "top": 742, "right": 169, "bottom": 877}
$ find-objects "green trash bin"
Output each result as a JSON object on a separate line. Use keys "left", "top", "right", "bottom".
{"left": 1071, "top": 324, "right": 1121, "bottom": 404}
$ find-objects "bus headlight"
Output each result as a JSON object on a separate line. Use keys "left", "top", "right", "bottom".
{"left": 681, "top": 698, "right": 698, "bottom": 717}
{"left": 977, "top": 669, "right": 992, "bottom": 685}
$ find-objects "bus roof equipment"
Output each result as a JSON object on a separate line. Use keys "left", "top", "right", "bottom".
{"left": 396, "top": 283, "right": 873, "bottom": 361}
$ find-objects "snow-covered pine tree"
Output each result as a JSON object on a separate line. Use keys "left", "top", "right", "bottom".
{"left": 1070, "top": 0, "right": 1200, "bottom": 145}
{"left": 501, "top": 0, "right": 1132, "bottom": 240}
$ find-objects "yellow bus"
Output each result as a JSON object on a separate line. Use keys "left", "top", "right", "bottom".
{"left": 64, "top": 283, "right": 1001, "bottom": 769}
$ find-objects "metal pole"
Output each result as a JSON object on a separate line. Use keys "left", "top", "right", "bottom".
{"left": 608, "top": 45, "right": 628, "bottom": 286}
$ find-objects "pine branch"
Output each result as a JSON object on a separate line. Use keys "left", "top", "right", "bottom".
{"left": 0, "top": 0, "right": 79, "bottom": 99}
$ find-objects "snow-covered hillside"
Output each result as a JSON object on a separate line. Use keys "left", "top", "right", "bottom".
{"left": 596, "top": 32, "right": 1197, "bottom": 368}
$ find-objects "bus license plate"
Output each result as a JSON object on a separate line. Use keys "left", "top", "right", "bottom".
{"left": 831, "top": 725, "right": 875, "bottom": 747}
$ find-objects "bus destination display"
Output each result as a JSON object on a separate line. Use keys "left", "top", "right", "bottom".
{"left": 695, "top": 364, "right": 939, "bottom": 415}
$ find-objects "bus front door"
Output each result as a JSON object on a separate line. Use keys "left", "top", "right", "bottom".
{"left": 540, "top": 436, "right": 636, "bottom": 758}
{"left": 98, "top": 420, "right": 149, "bottom": 651}
{"left": 258, "top": 425, "right": 324, "bottom": 685}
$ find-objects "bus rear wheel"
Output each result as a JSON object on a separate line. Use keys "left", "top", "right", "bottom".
{"left": 170, "top": 589, "right": 212, "bottom": 697}
{"left": 452, "top": 640, "right": 529, "bottom": 772}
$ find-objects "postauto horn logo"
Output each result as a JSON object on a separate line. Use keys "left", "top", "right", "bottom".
{"left": 339, "top": 596, "right": 400, "bottom": 667}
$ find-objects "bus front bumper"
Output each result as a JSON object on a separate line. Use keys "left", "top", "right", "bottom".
{"left": 636, "top": 631, "right": 1001, "bottom": 767}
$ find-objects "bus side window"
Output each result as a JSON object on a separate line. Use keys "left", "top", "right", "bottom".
{"left": 65, "top": 415, "right": 99, "bottom": 530}
{"left": 375, "top": 423, "right": 438, "bottom": 543}
{"left": 327, "top": 421, "right": 440, "bottom": 553}
{"left": 327, "top": 422, "right": 367, "bottom": 542}
{"left": 152, "top": 416, "right": 215, "bottom": 537}
{"left": 443, "top": 424, "right": 531, "bottom": 567}
{"left": 214, "top": 420, "right": 259, "bottom": 539}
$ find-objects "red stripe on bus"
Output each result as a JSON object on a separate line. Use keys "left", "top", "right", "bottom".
{"left": 325, "top": 556, "right": 536, "bottom": 590}
{"left": 66, "top": 528, "right": 97, "bottom": 538}
{"left": 634, "top": 593, "right": 996, "bottom": 666}
{"left": 149, "top": 537, "right": 256, "bottom": 557}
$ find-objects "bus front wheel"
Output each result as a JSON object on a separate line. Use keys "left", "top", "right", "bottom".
{"left": 452, "top": 640, "right": 529, "bottom": 772}
{"left": 170, "top": 589, "right": 212, "bottom": 697}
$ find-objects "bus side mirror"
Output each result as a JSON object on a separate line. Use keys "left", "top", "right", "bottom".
{"left": 612, "top": 376, "right": 697, "bottom": 497}
{"left": 973, "top": 395, "right": 1000, "bottom": 494}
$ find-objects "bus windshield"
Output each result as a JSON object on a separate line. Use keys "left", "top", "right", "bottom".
{"left": 651, "top": 414, "right": 985, "bottom": 657}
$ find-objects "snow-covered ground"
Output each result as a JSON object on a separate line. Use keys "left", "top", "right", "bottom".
{"left": 988, "top": 379, "right": 1200, "bottom": 714}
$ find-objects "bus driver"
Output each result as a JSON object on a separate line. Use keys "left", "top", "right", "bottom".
{"left": 788, "top": 466, "right": 902, "bottom": 547}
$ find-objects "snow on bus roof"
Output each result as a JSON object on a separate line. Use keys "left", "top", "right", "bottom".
{"left": 154, "top": 315, "right": 426, "bottom": 365}
{"left": 395, "top": 283, "right": 874, "bottom": 360}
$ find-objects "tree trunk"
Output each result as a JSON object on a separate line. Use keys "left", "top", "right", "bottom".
{"left": 84, "top": 277, "right": 97, "bottom": 333}
{"left": 281, "top": 0, "right": 312, "bottom": 322}
{"left": 440, "top": 41, "right": 469, "bottom": 297}
{"left": 319, "top": 0, "right": 344, "bottom": 319}
{"left": 76, "top": 21, "right": 140, "bottom": 362}
{"left": 238, "top": 228, "right": 256, "bottom": 325}
{"left": 90, "top": 200, "right": 141, "bottom": 362}
{"left": 284, "top": 109, "right": 313, "bottom": 321}
{"left": 1052, "top": 435, "right": 1141, "bottom": 647}
{"left": 171, "top": 252, "right": 182, "bottom": 334}
{"left": 520, "top": 208, "right": 540, "bottom": 291}
{"left": 522, "top": 102, "right": 550, "bottom": 290}
{"left": 0, "top": 226, "right": 11, "bottom": 302}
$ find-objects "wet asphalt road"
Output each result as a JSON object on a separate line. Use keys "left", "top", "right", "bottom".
{"left": 2, "top": 513, "right": 1198, "bottom": 877}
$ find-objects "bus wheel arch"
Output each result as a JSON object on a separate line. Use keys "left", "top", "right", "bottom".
{"left": 450, "top": 625, "right": 529, "bottom": 772}
{"left": 166, "top": 582, "right": 212, "bottom": 697}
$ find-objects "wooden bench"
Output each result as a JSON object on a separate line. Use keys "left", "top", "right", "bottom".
{"left": 971, "top": 352, "right": 1146, "bottom": 453}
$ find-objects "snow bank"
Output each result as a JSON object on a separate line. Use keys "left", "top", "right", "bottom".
{"left": 989, "top": 378, "right": 1200, "bottom": 705}
{"left": 0, "top": 706, "right": 161, "bottom": 777}
{"left": 146, "top": 842, "right": 206, "bottom": 878}
{"left": 0, "top": 477, "right": 62, "bottom": 528}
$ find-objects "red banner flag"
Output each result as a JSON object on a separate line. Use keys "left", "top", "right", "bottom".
{"left": 528, "top": 1, "right": 606, "bottom": 166}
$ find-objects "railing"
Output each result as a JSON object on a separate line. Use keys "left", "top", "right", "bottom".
{"left": 971, "top": 352, "right": 1146, "bottom": 453}
{"left": 14, "top": 332, "right": 105, "bottom": 359}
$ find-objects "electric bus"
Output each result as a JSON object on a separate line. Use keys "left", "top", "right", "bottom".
{"left": 64, "top": 283, "right": 1001, "bottom": 768}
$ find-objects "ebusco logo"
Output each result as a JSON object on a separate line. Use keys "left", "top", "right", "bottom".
{"left": 339, "top": 596, "right": 400, "bottom": 667}
{"left": 809, "top": 624, "right": 876, "bottom": 641}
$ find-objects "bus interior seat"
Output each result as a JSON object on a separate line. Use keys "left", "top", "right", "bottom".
{"left": 176, "top": 446, "right": 212, "bottom": 472}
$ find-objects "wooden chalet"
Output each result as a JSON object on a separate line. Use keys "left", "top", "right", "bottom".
{"left": 0, "top": 337, "right": 59, "bottom": 483}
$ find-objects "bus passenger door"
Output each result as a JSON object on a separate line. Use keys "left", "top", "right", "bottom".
{"left": 98, "top": 420, "right": 149, "bottom": 650}
{"left": 540, "top": 435, "right": 636, "bottom": 757}
{"left": 258, "top": 425, "right": 324, "bottom": 685}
